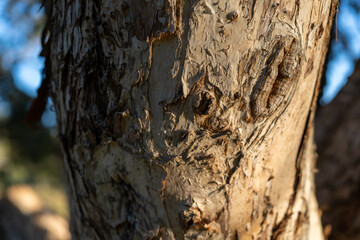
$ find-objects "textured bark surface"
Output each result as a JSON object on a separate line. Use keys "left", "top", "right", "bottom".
{"left": 316, "top": 60, "right": 360, "bottom": 240}
{"left": 45, "top": 0, "right": 337, "bottom": 239}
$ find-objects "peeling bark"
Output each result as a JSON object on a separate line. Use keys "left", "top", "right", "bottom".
{"left": 45, "top": 0, "right": 337, "bottom": 239}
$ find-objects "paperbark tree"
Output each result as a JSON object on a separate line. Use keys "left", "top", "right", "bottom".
{"left": 43, "top": 0, "right": 338, "bottom": 239}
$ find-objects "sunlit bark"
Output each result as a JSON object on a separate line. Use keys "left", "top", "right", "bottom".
{"left": 45, "top": 0, "right": 337, "bottom": 239}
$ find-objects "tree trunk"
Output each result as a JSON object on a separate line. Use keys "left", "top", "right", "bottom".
{"left": 45, "top": 0, "right": 337, "bottom": 239}
{"left": 316, "top": 60, "right": 360, "bottom": 240}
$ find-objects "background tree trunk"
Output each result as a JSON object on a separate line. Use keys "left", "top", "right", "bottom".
{"left": 45, "top": 0, "right": 337, "bottom": 239}
{"left": 316, "top": 60, "right": 360, "bottom": 240}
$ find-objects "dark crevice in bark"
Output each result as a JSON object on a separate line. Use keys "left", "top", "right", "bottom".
{"left": 226, "top": 153, "right": 243, "bottom": 184}
{"left": 247, "top": 0, "right": 257, "bottom": 25}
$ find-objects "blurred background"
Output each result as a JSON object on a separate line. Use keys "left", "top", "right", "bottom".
{"left": 0, "top": 0, "right": 68, "bottom": 239}
{"left": 0, "top": 0, "right": 359, "bottom": 239}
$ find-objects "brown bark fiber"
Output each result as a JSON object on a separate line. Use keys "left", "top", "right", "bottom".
{"left": 45, "top": 0, "right": 337, "bottom": 239}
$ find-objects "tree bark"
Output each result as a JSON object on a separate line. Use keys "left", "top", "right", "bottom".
{"left": 316, "top": 60, "right": 360, "bottom": 240}
{"left": 45, "top": 0, "right": 337, "bottom": 239}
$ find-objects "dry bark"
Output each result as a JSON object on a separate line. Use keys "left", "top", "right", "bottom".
{"left": 44, "top": 0, "right": 337, "bottom": 239}
{"left": 316, "top": 60, "right": 360, "bottom": 240}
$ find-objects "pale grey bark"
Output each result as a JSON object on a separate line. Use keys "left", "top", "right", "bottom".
{"left": 45, "top": 0, "right": 337, "bottom": 239}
